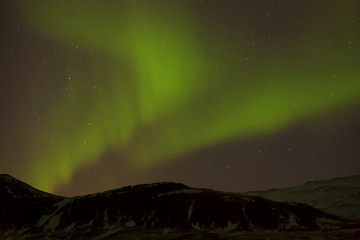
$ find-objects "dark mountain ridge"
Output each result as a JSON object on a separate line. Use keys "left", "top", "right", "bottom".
{"left": 0, "top": 174, "right": 358, "bottom": 239}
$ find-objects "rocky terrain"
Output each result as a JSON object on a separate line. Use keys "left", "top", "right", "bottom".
{"left": 0, "top": 174, "right": 359, "bottom": 239}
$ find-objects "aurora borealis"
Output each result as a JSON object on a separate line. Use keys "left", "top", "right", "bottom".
{"left": 1, "top": 1, "right": 360, "bottom": 196}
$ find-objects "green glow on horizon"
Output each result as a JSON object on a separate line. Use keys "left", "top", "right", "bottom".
{"left": 18, "top": 1, "right": 360, "bottom": 192}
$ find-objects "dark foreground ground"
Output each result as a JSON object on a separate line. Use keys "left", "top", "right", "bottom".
{"left": 14, "top": 228, "right": 360, "bottom": 240}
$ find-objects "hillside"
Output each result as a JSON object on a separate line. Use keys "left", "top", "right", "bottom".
{"left": 244, "top": 175, "right": 360, "bottom": 221}
{"left": 0, "top": 174, "right": 359, "bottom": 239}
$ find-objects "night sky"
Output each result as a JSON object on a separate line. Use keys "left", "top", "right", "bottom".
{"left": 1, "top": 1, "right": 360, "bottom": 197}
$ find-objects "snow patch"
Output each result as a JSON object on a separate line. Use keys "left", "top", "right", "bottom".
{"left": 103, "top": 209, "right": 110, "bottom": 229}
{"left": 148, "top": 210, "right": 156, "bottom": 220}
{"left": 152, "top": 189, "right": 203, "bottom": 199}
{"left": 45, "top": 212, "right": 63, "bottom": 231}
{"left": 124, "top": 220, "right": 136, "bottom": 228}
{"left": 241, "top": 196, "right": 251, "bottom": 202}
{"left": 64, "top": 222, "right": 76, "bottom": 232}
{"left": 162, "top": 228, "right": 172, "bottom": 233}
{"left": 36, "top": 198, "right": 71, "bottom": 229}
{"left": 192, "top": 222, "right": 201, "bottom": 230}
{"left": 188, "top": 200, "right": 195, "bottom": 222}
{"left": 223, "top": 221, "right": 239, "bottom": 231}
{"left": 37, "top": 214, "right": 52, "bottom": 227}
{"left": 5, "top": 186, "right": 13, "bottom": 194}
{"left": 223, "top": 195, "right": 236, "bottom": 202}
{"left": 285, "top": 213, "right": 299, "bottom": 229}
{"left": 316, "top": 217, "right": 345, "bottom": 230}
{"left": 55, "top": 198, "right": 72, "bottom": 210}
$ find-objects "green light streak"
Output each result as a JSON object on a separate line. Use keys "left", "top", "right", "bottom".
{"left": 18, "top": 1, "right": 360, "bottom": 192}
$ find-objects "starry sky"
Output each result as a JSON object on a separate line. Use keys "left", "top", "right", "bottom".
{"left": 1, "top": 0, "right": 360, "bottom": 197}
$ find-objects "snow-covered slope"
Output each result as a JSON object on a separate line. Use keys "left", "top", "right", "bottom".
{"left": 244, "top": 175, "right": 360, "bottom": 221}
{"left": 1, "top": 174, "right": 359, "bottom": 239}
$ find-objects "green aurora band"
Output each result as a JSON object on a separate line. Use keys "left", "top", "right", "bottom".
{"left": 18, "top": 1, "right": 360, "bottom": 192}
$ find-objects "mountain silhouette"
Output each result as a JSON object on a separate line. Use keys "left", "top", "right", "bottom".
{"left": 0, "top": 174, "right": 359, "bottom": 239}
